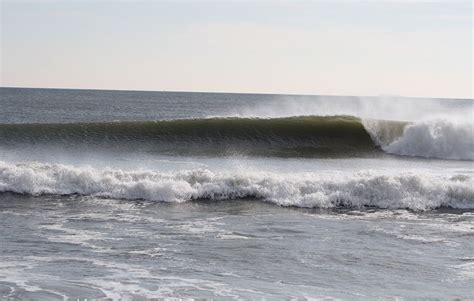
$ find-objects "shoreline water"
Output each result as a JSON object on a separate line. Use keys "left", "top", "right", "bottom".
{"left": 1, "top": 195, "right": 473, "bottom": 299}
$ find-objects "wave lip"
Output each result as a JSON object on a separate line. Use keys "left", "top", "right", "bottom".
{"left": 1, "top": 161, "right": 472, "bottom": 211}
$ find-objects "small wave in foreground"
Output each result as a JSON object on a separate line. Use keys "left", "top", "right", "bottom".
{"left": 1, "top": 161, "right": 472, "bottom": 211}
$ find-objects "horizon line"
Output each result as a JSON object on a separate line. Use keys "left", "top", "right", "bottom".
{"left": 1, "top": 85, "right": 472, "bottom": 101}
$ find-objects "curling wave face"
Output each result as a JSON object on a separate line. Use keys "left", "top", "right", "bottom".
{"left": 0, "top": 161, "right": 472, "bottom": 210}
{"left": 0, "top": 115, "right": 472, "bottom": 160}
{"left": 0, "top": 115, "right": 398, "bottom": 158}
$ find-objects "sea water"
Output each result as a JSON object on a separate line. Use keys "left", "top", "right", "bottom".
{"left": 0, "top": 87, "right": 473, "bottom": 299}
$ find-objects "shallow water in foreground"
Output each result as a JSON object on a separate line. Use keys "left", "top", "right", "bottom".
{"left": 1, "top": 195, "right": 473, "bottom": 300}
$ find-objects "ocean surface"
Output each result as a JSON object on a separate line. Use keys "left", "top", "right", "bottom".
{"left": 0, "top": 87, "right": 473, "bottom": 300}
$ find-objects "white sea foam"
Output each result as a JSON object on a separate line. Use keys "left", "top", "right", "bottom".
{"left": 381, "top": 119, "right": 474, "bottom": 161}
{"left": 0, "top": 161, "right": 472, "bottom": 210}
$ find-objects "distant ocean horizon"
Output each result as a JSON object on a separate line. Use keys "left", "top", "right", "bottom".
{"left": 0, "top": 87, "right": 473, "bottom": 299}
{"left": 3, "top": 85, "right": 473, "bottom": 100}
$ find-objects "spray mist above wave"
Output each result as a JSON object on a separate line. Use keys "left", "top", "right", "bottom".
{"left": 229, "top": 95, "right": 474, "bottom": 123}
{"left": 0, "top": 161, "right": 472, "bottom": 211}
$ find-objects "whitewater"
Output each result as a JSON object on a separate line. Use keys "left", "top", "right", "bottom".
{"left": 0, "top": 87, "right": 473, "bottom": 299}
{"left": 1, "top": 161, "right": 473, "bottom": 210}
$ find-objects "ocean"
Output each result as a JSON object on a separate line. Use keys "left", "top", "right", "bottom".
{"left": 0, "top": 87, "right": 473, "bottom": 300}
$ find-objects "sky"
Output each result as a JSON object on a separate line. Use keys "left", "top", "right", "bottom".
{"left": 0, "top": 1, "right": 472, "bottom": 98}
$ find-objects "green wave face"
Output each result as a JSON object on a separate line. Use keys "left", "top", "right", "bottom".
{"left": 0, "top": 116, "right": 406, "bottom": 158}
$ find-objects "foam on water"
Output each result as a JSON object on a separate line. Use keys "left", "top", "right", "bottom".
{"left": 1, "top": 161, "right": 472, "bottom": 211}
{"left": 381, "top": 119, "right": 474, "bottom": 161}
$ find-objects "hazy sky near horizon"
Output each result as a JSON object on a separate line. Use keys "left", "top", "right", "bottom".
{"left": 1, "top": 1, "right": 472, "bottom": 98}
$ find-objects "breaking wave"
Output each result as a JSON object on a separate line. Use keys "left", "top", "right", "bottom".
{"left": 0, "top": 115, "right": 472, "bottom": 160}
{"left": 0, "top": 161, "right": 472, "bottom": 211}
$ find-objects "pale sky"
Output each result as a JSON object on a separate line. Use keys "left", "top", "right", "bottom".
{"left": 1, "top": 1, "right": 472, "bottom": 98}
